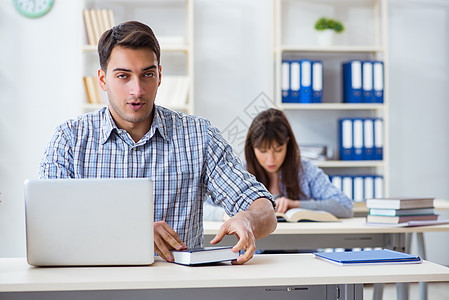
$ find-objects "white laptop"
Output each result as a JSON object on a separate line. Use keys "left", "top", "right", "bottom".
{"left": 24, "top": 178, "right": 154, "bottom": 266}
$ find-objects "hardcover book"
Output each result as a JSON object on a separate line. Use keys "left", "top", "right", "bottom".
{"left": 365, "top": 197, "right": 434, "bottom": 209}
{"left": 314, "top": 249, "right": 421, "bottom": 265}
{"left": 170, "top": 247, "right": 239, "bottom": 266}
{"left": 369, "top": 207, "right": 435, "bottom": 216}
{"left": 276, "top": 208, "right": 339, "bottom": 222}
{"left": 366, "top": 214, "right": 438, "bottom": 224}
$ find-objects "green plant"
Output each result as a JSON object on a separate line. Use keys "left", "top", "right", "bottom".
{"left": 314, "top": 17, "right": 345, "bottom": 33}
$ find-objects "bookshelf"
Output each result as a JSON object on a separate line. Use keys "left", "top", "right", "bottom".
{"left": 80, "top": 0, "right": 194, "bottom": 114}
{"left": 272, "top": 0, "right": 389, "bottom": 199}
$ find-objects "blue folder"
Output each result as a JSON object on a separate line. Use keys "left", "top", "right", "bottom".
{"left": 312, "top": 60, "right": 323, "bottom": 103}
{"left": 314, "top": 249, "right": 421, "bottom": 265}
{"left": 362, "top": 61, "right": 375, "bottom": 103}
{"left": 299, "top": 59, "right": 312, "bottom": 103}
{"left": 342, "top": 60, "right": 362, "bottom": 103}
{"left": 373, "top": 61, "right": 384, "bottom": 103}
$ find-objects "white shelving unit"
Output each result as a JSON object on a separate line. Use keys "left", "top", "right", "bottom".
{"left": 80, "top": 0, "right": 194, "bottom": 114}
{"left": 272, "top": 0, "right": 389, "bottom": 197}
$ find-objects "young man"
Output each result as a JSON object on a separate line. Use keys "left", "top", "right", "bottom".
{"left": 40, "top": 21, "right": 276, "bottom": 264}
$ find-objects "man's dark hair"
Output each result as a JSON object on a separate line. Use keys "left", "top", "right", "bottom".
{"left": 98, "top": 21, "right": 161, "bottom": 71}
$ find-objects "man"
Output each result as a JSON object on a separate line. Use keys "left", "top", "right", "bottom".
{"left": 40, "top": 21, "right": 276, "bottom": 264}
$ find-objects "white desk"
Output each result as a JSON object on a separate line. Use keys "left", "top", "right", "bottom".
{"left": 1, "top": 255, "right": 448, "bottom": 300}
{"left": 204, "top": 218, "right": 449, "bottom": 251}
{"left": 204, "top": 217, "right": 449, "bottom": 300}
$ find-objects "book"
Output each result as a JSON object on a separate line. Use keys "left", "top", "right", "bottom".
{"left": 365, "top": 219, "right": 449, "bottom": 227}
{"left": 170, "top": 246, "right": 239, "bottom": 266}
{"left": 314, "top": 249, "right": 421, "bottom": 265}
{"left": 365, "top": 197, "right": 435, "bottom": 209}
{"left": 276, "top": 208, "right": 339, "bottom": 222}
{"left": 366, "top": 214, "right": 438, "bottom": 224}
{"left": 369, "top": 207, "right": 435, "bottom": 216}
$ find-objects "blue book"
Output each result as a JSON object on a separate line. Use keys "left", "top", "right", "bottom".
{"left": 373, "top": 61, "right": 384, "bottom": 103}
{"left": 314, "top": 249, "right": 422, "bottom": 265}
{"left": 171, "top": 246, "right": 239, "bottom": 265}
{"left": 362, "top": 61, "right": 375, "bottom": 103}
{"left": 312, "top": 60, "right": 323, "bottom": 103}
{"left": 342, "top": 61, "right": 362, "bottom": 103}
{"left": 299, "top": 59, "right": 312, "bottom": 103}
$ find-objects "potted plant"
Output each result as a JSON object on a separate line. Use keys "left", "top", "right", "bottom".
{"left": 314, "top": 17, "right": 345, "bottom": 46}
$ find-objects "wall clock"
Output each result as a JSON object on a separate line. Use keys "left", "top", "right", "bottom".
{"left": 13, "top": 0, "right": 54, "bottom": 18}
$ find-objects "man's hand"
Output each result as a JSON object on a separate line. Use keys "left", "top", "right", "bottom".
{"left": 210, "top": 198, "right": 277, "bottom": 264}
{"left": 154, "top": 221, "right": 187, "bottom": 262}
{"left": 210, "top": 212, "right": 256, "bottom": 264}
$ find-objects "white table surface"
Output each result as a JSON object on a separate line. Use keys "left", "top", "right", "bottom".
{"left": 1, "top": 254, "right": 448, "bottom": 293}
{"left": 204, "top": 217, "right": 449, "bottom": 235}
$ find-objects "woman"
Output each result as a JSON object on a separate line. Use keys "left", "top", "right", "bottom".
{"left": 203, "top": 108, "right": 353, "bottom": 221}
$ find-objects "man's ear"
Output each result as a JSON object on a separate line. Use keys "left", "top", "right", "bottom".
{"left": 158, "top": 65, "right": 162, "bottom": 87}
{"left": 98, "top": 69, "right": 107, "bottom": 91}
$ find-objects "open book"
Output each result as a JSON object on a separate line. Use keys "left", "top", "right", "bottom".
{"left": 276, "top": 208, "right": 339, "bottom": 222}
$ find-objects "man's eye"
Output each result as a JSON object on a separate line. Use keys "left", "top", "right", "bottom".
{"left": 117, "top": 74, "right": 128, "bottom": 79}
{"left": 144, "top": 72, "right": 155, "bottom": 78}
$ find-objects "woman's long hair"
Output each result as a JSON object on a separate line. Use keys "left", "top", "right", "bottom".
{"left": 245, "top": 108, "right": 305, "bottom": 200}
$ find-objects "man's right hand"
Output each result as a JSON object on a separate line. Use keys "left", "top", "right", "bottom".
{"left": 154, "top": 221, "right": 187, "bottom": 262}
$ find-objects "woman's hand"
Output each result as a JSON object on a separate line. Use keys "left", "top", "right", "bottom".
{"left": 275, "top": 197, "right": 299, "bottom": 213}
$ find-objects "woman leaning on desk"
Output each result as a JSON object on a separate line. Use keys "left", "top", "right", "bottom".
{"left": 204, "top": 108, "right": 353, "bottom": 221}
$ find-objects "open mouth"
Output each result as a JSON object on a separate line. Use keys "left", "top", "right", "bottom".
{"left": 128, "top": 102, "right": 144, "bottom": 111}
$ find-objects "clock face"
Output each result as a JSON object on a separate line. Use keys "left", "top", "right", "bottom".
{"left": 13, "top": 0, "right": 55, "bottom": 18}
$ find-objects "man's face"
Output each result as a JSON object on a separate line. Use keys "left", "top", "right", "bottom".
{"left": 98, "top": 46, "right": 161, "bottom": 129}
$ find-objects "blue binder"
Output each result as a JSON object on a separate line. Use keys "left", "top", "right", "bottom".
{"left": 362, "top": 61, "right": 374, "bottom": 103}
{"left": 373, "top": 175, "right": 384, "bottom": 198}
{"left": 374, "top": 118, "right": 383, "bottom": 160}
{"left": 314, "top": 249, "right": 421, "bottom": 265}
{"left": 363, "top": 118, "right": 375, "bottom": 160}
{"left": 342, "top": 61, "right": 362, "bottom": 103}
{"left": 312, "top": 60, "right": 323, "bottom": 103}
{"left": 299, "top": 60, "right": 312, "bottom": 103}
{"left": 281, "top": 60, "right": 291, "bottom": 103}
{"left": 363, "top": 175, "right": 374, "bottom": 201}
{"left": 339, "top": 118, "right": 353, "bottom": 160}
{"left": 289, "top": 60, "right": 301, "bottom": 103}
{"left": 353, "top": 118, "right": 364, "bottom": 160}
{"left": 373, "top": 61, "right": 384, "bottom": 103}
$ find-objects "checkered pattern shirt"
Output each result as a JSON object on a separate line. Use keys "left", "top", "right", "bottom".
{"left": 39, "top": 106, "right": 273, "bottom": 248}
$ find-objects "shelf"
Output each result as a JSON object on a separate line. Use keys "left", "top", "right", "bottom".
{"left": 313, "top": 160, "right": 385, "bottom": 168}
{"left": 278, "top": 45, "right": 385, "bottom": 53}
{"left": 280, "top": 103, "right": 385, "bottom": 111}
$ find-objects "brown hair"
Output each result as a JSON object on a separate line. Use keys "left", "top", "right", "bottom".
{"left": 245, "top": 108, "right": 305, "bottom": 200}
{"left": 98, "top": 21, "right": 161, "bottom": 71}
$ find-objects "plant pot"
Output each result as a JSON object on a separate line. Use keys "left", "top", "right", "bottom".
{"left": 316, "top": 30, "right": 335, "bottom": 46}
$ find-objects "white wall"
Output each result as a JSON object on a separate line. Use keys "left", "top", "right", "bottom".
{"left": 0, "top": 1, "right": 80, "bottom": 257}
{"left": 0, "top": 0, "right": 448, "bottom": 264}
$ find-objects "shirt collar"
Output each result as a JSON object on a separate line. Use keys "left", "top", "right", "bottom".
{"left": 99, "top": 106, "right": 170, "bottom": 145}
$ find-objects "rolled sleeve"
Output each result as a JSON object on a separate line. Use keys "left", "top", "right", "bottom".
{"left": 205, "top": 126, "right": 273, "bottom": 216}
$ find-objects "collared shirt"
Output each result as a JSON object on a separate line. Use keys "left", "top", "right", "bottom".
{"left": 40, "top": 106, "right": 273, "bottom": 248}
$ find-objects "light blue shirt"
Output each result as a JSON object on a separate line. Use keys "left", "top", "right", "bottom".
{"left": 40, "top": 106, "right": 273, "bottom": 248}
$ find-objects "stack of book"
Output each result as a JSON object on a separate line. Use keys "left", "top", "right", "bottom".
{"left": 366, "top": 197, "right": 437, "bottom": 225}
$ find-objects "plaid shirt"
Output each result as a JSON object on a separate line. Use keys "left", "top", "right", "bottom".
{"left": 39, "top": 106, "right": 273, "bottom": 248}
